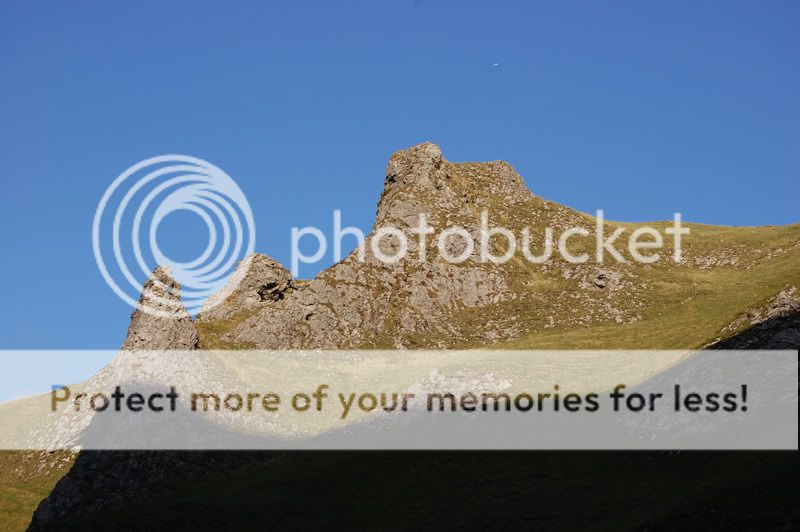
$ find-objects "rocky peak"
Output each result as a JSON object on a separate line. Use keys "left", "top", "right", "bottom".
{"left": 120, "top": 266, "right": 199, "bottom": 351}
{"left": 195, "top": 143, "right": 546, "bottom": 350}
{"left": 140, "top": 266, "right": 183, "bottom": 313}
{"left": 376, "top": 142, "right": 450, "bottom": 227}
{"left": 197, "top": 253, "right": 294, "bottom": 322}
{"left": 384, "top": 142, "right": 445, "bottom": 191}
{"left": 376, "top": 142, "right": 532, "bottom": 229}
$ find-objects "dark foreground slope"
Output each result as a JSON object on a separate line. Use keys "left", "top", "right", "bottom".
{"left": 55, "top": 452, "right": 800, "bottom": 531}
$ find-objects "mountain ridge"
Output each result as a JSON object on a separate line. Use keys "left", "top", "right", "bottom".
{"left": 4, "top": 142, "right": 799, "bottom": 529}
{"left": 190, "top": 142, "right": 800, "bottom": 351}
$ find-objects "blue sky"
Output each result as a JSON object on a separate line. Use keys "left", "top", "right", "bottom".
{"left": 1, "top": 0, "right": 798, "bottom": 375}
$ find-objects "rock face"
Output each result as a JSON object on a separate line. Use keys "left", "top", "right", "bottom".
{"left": 200, "top": 142, "right": 611, "bottom": 349}
{"left": 121, "top": 266, "right": 199, "bottom": 350}
{"left": 197, "top": 254, "right": 294, "bottom": 322}
{"left": 190, "top": 142, "right": 800, "bottom": 350}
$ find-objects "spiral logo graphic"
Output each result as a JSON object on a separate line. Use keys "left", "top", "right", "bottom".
{"left": 93, "top": 155, "right": 255, "bottom": 317}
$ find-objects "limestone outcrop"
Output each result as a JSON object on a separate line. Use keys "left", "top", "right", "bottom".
{"left": 121, "top": 266, "right": 199, "bottom": 350}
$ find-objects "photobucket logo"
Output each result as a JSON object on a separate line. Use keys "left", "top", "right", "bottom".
{"left": 291, "top": 210, "right": 689, "bottom": 275}
{"left": 93, "top": 155, "right": 255, "bottom": 316}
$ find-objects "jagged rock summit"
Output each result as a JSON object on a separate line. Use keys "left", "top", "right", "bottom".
{"left": 377, "top": 141, "right": 530, "bottom": 228}
{"left": 197, "top": 254, "right": 294, "bottom": 322}
{"left": 196, "top": 142, "right": 548, "bottom": 349}
{"left": 121, "top": 266, "right": 199, "bottom": 350}
{"left": 193, "top": 141, "right": 800, "bottom": 351}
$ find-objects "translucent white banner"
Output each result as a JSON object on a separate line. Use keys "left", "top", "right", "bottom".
{"left": 0, "top": 350, "right": 796, "bottom": 450}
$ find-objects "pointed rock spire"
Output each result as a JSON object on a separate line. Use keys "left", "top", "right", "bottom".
{"left": 376, "top": 142, "right": 450, "bottom": 226}
{"left": 121, "top": 266, "right": 199, "bottom": 350}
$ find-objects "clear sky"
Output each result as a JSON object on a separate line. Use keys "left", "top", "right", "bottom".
{"left": 1, "top": 0, "right": 798, "bottom": 368}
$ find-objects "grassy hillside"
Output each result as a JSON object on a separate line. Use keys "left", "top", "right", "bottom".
{"left": 0, "top": 453, "right": 73, "bottom": 532}
{"left": 0, "top": 390, "right": 84, "bottom": 531}
{"left": 504, "top": 223, "right": 800, "bottom": 349}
